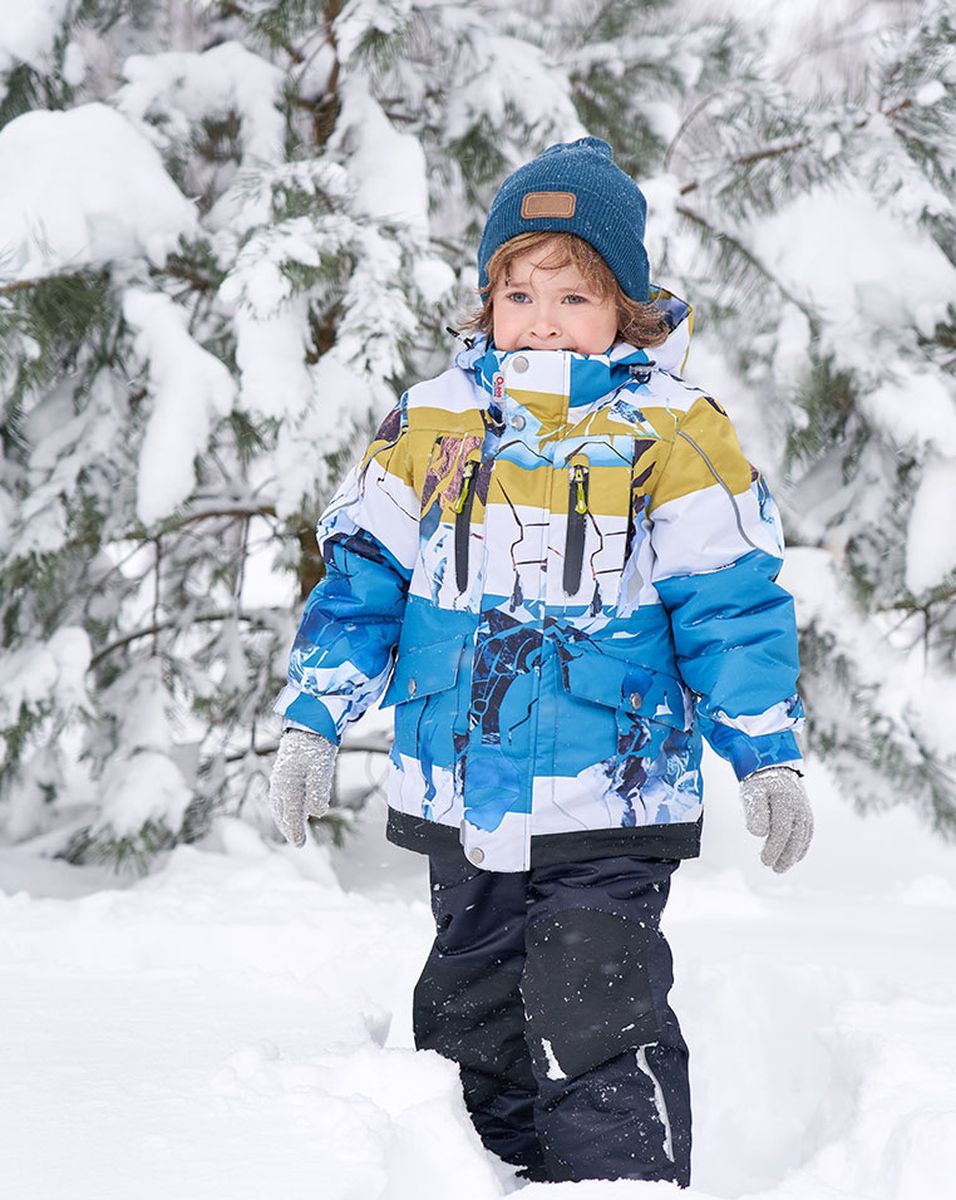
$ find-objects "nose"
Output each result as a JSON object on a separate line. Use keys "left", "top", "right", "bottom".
{"left": 529, "top": 301, "right": 562, "bottom": 341}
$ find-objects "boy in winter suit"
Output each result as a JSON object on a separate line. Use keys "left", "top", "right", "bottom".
{"left": 268, "top": 138, "right": 812, "bottom": 1186}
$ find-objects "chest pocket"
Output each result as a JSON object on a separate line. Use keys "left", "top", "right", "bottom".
{"left": 550, "top": 435, "right": 654, "bottom": 612}
{"left": 414, "top": 431, "right": 486, "bottom": 605}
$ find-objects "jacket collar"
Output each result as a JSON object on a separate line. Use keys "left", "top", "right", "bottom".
{"left": 462, "top": 339, "right": 650, "bottom": 412}
{"left": 454, "top": 286, "right": 694, "bottom": 414}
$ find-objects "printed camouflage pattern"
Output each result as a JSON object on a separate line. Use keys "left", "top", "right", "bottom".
{"left": 276, "top": 292, "right": 804, "bottom": 871}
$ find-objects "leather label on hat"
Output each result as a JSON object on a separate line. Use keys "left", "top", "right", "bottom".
{"left": 521, "top": 191, "right": 576, "bottom": 219}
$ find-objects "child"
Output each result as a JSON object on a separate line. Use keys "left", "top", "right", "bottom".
{"left": 268, "top": 137, "right": 812, "bottom": 1186}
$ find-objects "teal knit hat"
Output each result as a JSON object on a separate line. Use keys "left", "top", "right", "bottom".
{"left": 477, "top": 137, "right": 650, "bottom": 302}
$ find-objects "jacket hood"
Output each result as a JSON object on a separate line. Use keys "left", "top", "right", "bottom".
{"left": 648, "top": 287, "right": 693, "bottom": 375}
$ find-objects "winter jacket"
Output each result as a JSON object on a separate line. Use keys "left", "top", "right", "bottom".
{"left": 275, "top": 293, "right": 804, "bottom": 872}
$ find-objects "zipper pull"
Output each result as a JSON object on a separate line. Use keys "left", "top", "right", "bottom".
{"left": 454, "top": 460, "right": 477, "bottom": 513}
{"left": 445, "top": 325, "right": 476, "bottom": 349}
{"left": 573, "top": 465, "right": 588, "bottom": 514}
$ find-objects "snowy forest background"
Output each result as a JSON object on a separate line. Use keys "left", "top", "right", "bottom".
{"left": 1, "top": 0, "right": 955, "bottom": 868}
{"left": 2, "top": 5, "right": 956, "bottom": 1200}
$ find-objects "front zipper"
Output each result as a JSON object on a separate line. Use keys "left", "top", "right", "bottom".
{"left": 563, "top": 464, "right": 589, "bottom": 595}
{"left": 454, "top": 459, "right": 478, "bottom": 592}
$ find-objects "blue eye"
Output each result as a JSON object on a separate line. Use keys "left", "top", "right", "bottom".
{"left": 506, "top": 291, "right": 529, "bottom": 303}
{"left": 564, "top": 294, "right": 586, "bottom": 304}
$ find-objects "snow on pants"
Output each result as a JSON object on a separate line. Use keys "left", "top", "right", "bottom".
{"left": 412, "top": 852, "right": 691, "bottom": 1185}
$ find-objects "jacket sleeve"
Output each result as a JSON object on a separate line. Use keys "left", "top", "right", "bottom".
{"left": 273, "top": 401, "right": 418, "bottom": 743}
{"left": 647, "top": 394, "right": 804, "bottom": 779}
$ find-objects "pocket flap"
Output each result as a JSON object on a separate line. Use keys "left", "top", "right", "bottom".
{"left": 380, "top": 632, "right": 468, "bottom": 707}
{"left": 561, "top": 642, "right": 691, "bottom": 730}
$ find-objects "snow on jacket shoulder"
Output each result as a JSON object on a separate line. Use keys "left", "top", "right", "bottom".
{"left": 275, "top": 294, "right": 804, "bottom": 872}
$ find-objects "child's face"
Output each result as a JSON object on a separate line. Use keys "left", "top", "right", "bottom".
{"left": 491, "top": 242, "right": 619, "bottom": 355}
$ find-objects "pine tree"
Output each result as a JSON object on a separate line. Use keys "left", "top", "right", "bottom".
{"left": 3, "top": 0, "right": 954, "bottom": 870}
{"left": 785, "top": 0, "right": 956, "bottom": 839}
{"left": 0, "top": 0, "right": 604, "bottom": 867}
{"left": 645, "top": 0, "right": 956, "bottom": 837}
{"left": 0, "top": 0, "right": 456, "bottom": 866}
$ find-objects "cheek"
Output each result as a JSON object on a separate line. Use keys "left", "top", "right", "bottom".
{"left": 592, "top": 307, "right": 619, "bottom": 339}
{"left": 575, "top": 306, "right": 619, "bottom": 353}
{"left": 491, "top": 304, "right": 519, "bottom": 348}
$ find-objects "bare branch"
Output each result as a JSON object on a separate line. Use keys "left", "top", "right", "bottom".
{"left": 90, "top": 610, "right": 274, "bottom": 669}
{"left": 675, "top": 203, "right": 821, "bottom": 335}
{"left": 0, "top": 271, "right": 83, "bottom": 294}
{"left": 679, "top": 138, "right": 813, "bottom": 197}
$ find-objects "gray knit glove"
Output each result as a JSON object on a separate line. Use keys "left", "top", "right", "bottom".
{"left": 739, "top": 766, "right": 813, "bottom": 873}
{"left": 268, "top": 729, "right": 337, "bottom": 847}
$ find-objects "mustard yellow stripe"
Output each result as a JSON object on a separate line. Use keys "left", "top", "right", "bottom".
{"left": 405, "top": 400, "right": 679, "bottom": 445}
{"left": 367, "top": 399, "right": 759, "bottom": 523}
{"left": 478, "top": 460, "right": 647, "bottom": 517}
{"left": 361, "top": 435, "right": 409, "bottom": 482}
{"left": 649, "top": 394, "right": 751, "bottom": 511}
{"left": 367, "top": 421, "right": 677, "bottom": 517}
{"left": 407, "top": 406, "right": 485, "bottom": 435}
{"left": 504, "top": 386, "right": 568, "bottom": 405}
{"left": 535, "top": 408, "right": 665, "bottom": 446}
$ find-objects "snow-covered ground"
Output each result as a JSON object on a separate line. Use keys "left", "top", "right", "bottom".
{"left": 1, "top": 751, "right": 954, "bottom": 1200}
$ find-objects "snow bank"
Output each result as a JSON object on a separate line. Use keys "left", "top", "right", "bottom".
{"left": 2, "top": 758, "right": 955, "bottom": 1200}
{"left": 0, "top": 823, "right": 501, "bottom": 1200}
{"left": 0, "top": 103, "right": 197, "bottom": 282}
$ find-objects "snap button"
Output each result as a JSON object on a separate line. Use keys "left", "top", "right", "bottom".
{"left": 511, "top": 414, "right": 526, "bottom": 430}
{"left": 467, "top": 847, "right": 485, "bottom": 865}
{"left": 512, "top": 355, "right": 529, "bottom": 373}
{"left": 629, "top": 692, "right": 642, "bottom": 710}
{"left": 408, "top": 678, "right": 417, "bottom": 696}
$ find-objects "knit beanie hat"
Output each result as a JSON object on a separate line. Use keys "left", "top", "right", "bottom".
{"left": 476, "top": 137, "right": 650, "bottom": 303}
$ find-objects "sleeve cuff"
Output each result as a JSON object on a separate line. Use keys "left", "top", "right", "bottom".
{"left": 272, "top": 687, "right": 341, "bottom": 745}
{"left": 743, "top": 759, "right": 804, "bottom": 779}
{"left": 703, "top": 722, "right": 803, "bottom": 781}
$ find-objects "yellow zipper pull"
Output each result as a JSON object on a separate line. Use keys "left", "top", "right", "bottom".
{"left": 454, "top": 460, "right": 477, "bottom": 513}
{"left": 573, "top": 465, "right": 588, "bottom": 514}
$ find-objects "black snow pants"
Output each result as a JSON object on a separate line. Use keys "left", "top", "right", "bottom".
{"left": 412, "top": 852, "right": 692, "bottom": 1185}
